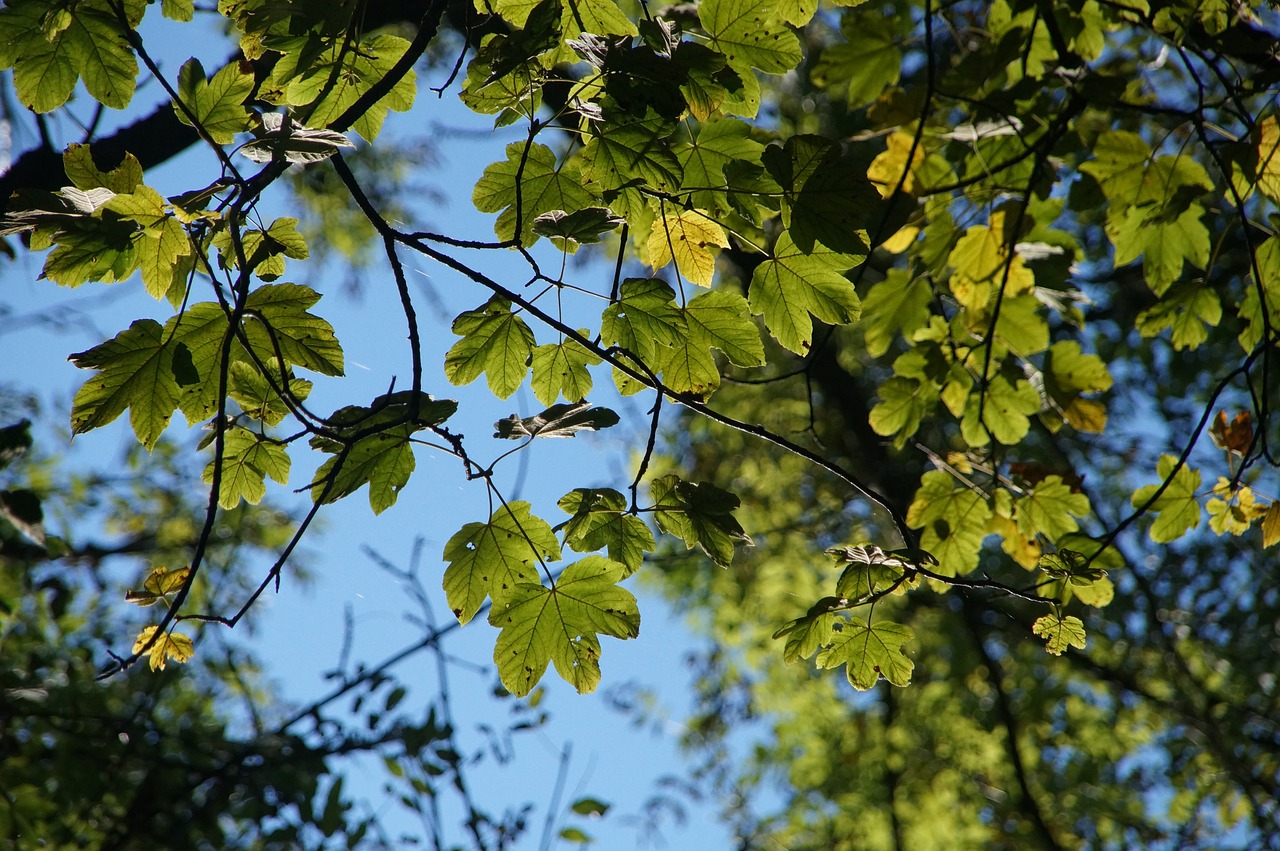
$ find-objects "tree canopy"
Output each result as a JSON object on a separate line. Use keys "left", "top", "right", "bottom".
{"left": 2, "top": 0, "right": 1280, "bottom": 847}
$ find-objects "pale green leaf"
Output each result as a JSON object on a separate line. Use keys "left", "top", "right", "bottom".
{"left": 816, "top": 619, "right": 914, "bottom": 689}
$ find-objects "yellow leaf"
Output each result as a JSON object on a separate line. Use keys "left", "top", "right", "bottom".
{"left": 1063, "top": 397, "right": 1108, "bottom": 433}
{"left": 132, "top": 626, "right": 196, "bottom": 671}
{"left": 1262, "top": 502, "right": 1280, "bottom": 548}
{"left": 125, "top": 565, "right": 191, "bottom": 606}
{"left": 947, "top": 212, "right": 1035, "bottom": 313}
{"left": 1257, "top": 115, "right": 1280, "bottom": 204}
{"left": 867, "top": 131, "right": 924, "bottom": 198}
{"left": 648, "top": 210, "right": 728, "bottom": 287}
{"left": 880, "top": 224, "right": 919, "bottom": 254}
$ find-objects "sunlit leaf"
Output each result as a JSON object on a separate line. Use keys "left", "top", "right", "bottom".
{"left": 815, "top": 618, "right": 914, "bottom": 689}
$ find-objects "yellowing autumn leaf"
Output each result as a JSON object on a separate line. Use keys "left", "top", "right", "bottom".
{"left": 867, "top": 130, "right": 924, "bottom": 197}
{"left": 648, "top": 210, "right": 728, "bottom": 287}
{"left": 1256, "top": 115, "right": 1280, "bottom": 204}
{"left": 132, "top": 626, "right": 196, "bottom": 671}
{"left": 125, "top": 565, "right": 190, "bottom": 606}
{"left": 947, "top": 210, "right": 1035, "bottom": 313}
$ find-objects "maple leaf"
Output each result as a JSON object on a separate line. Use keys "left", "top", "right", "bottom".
{"left": 132, "top": 626, "right": 196, "bottom": 671}
{"left": 648, "top": 209, "right": 728, "bottom": 287}
{"left": 1033, "top": 613, "right": 1087, "bottom": 655}
{"left": 488, "top": 555, "right": 640, "bottom": 696}
{"left": 815, "top": 618, "right": 914, "bottom": 689}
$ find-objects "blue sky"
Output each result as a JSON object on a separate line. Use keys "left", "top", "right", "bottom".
{"left": 0, "top": 9, "right": 733, "bottom": 848}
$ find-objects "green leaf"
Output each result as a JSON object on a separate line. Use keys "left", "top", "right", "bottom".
{"left": 493, "top": 402, "right": 620, "bottom": 439}
{"left": 532, "top": 208, "right": 623, "bottom": 250}
{"left": 1016, "top": 476, "right": 1091, "bottom": 541}
{"left": 557, "top": 488, "right": 655, "bottom": 574}
{"left": 1107, "top": 203, "right": 1210, "bottom": 295}
{"left": 651, "top": 475, "right": 751, "bottom": 567}
{"left": 580, "top": 110, "right": 681, "bottom": 199}
{"left": 69, "top": 319, "right": 184, "bottom": 450}
{"left": 444, "top": 297, "right": 536, "bottom": 399}
{"left": 1131, "top": 454, "right": 1202, "bottom": 543}
{"left": 601, "top": 279, "right": 685, "bottom": 364}
{"left": 530, "top": 336, "right": 601, "bottom": 405}
{"left": 749, "top": 231, "right": 863, "bottom": 353}
{"left": 762, "top": 135, "right": 877, "bottom": 254}
{"left": 810, "top": 12, "right": 901, "bottom": 108}
{"left": 267, "top": 33, "right": 416, "bottom": 142}
{"left": 1135, "top": 280, "right": 1222, "bottom": 351}
{"left": 473, "top": 142, "right": 597, "bottom": 245}
{"left": 444, "top": 502, "right": 562, "bottom": 625}
{"left": 906, "top": 470, "right": 993, "bottom": 575}
{"left": 243, "top": 283, "right": 343, "bottom": 376}
{"left": 176, "top": 58, "right": 254, "bottom": 144}
{"left": 815, "top": 619, "right": 914, "bottom": 689}
{"left": 960, "top": 375, "right": 1043, "bottom": 447}
{"left": 0, "top": 0, "right": 140, "bottom": 112}
{"left": 699, "top": 0, "right": 801, "bottom": 74}
{"left": 868, "top": 376, "right": 939, "bottom": 447}
{"left": 859, "top": 269, "right": 932, "bottom": 358}
{"left": 202, "top": 426, "right": 290, "bottom": 509}
{"left": 488, "top": 555, "right": 640, "bottom": 696}
{"left": 309, "top": 392, "right": 456, "bottom": 513}
{"left": 1033, "top": 613, "right": 1087, "bottom": 655}
{"left": 227, "top": 362, "right": 311, "bottom": 427}
{"left": 772, "top": 607, "right": 838, "bottom": 665}
{"left": 570, "top": 798, "right": 610, "bottom": 817}
{"left": 683, "top": 289, "right": 765, "bottom": 368}
{"left": 676, "top": 117, "right": 766, "bottom": 214}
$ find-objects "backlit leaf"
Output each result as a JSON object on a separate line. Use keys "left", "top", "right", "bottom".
{"left": 815, "top": 618, "right": 914, "bottom": 689}
{"left": 132, "top": 626, "right": 196, "bottom": 671}
{"left": 445, "top": 297, "right": 536, "bottom": 398}
{"left": 1131, "top": 454, "right": 1202, "bottom": 543}
{"left": 1033, "top": 613, "right": 1087, "bottom": 655}
{"left": 444, "top": 502, "right": 561, "bottom": 625}
{"left": 648, "top": 209, "right": 728, "bottom": 287}
{"left": 488, "top": 555, "right": 640, "bottom": 696}
{"left": 557, "top": 488, "right": 655, "bottom": 574}
{"left": 651, "top": 475, "right": 751, "bottom": 567}
{"left": 749, "top": 231, "right": 863, "bottom": 353}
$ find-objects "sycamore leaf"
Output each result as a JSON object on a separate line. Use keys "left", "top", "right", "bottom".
{"left": 762, "top": 135, "right": 877, "bottom": 254}
{"left": 749, "top": 231, "right": 863, "bottom": 353}
{"left": 445, "top": 297, "right": 536, "bottom": 398}
{"left": 772, "top": 608, "right": 838, "bottom": 664}
{"left": 1016, "top": 476, "right": 1091, "bottom": 541}
{"left": 601, "top": 278, "right": 685, "bottom": 364}
{"left": 132, "top": 626, "right": 196, "bottom": 671}
{"left": 683, "top": 290, "right": 765, "bottom": 368}
{"left": 810, "top": 12, "right": 901, "bottom": 108}
{"left": 69, "top": 319, "right": 184, "bottom": 450}
{"left": 557, "top": 488, "right": 655, "bottom": 575}
{"left": 444, "top": 502, "right": 561, "bottom": 625}
{"left": 699, "top": 0, "right": 802, "bottom": 74}
{"left": 1108, "top": 203, "right": 1210, "bottom": 296}
{"left": 1209, "top": 410, "right": 1253, "bottom": 456}
{"left": 960, "top": 375, "right": 1043, "bottom": 447}
{"left": 648, "top": 210, "right": 728, "bottom": 287}
{"left": 676, "top": 117, "right": 765, "bottom": 212}
{"left": 1256, "top": 115, "right": 1280, "bottom": 204}
{"left": 488, "top": 555, "right": 640, "bottom": 696}
{"left": 1033, "top": 613, "right": 1087, "bottom": 655}
{"left": 816, "top": 619, "right": 914, "bottom": 689}
{"left": 869, "top": 377, "right": 939, "bottom": 446}
{"left": 859, "top": 270, "right": 932, "bottom": 358}
{"left": 266, "top": 33, "right": 416, "bottom": 142}
{"left": 1206, "top": 478, "right": 1266, "bottom": 536}
{"left": 906, "top": 470, "right": 993, "bottom": 575}
{"left": 1262, "top": 502, "right": 1280, "bottom": 548}
{"left": 651, "top": 474, "right": 751, "bottom": 567}
{"left": 1134, "top": 280, "right": 1221, "bottom": 350}
{"left": 125, "top": 566, "right": 190, "bottom": 607}
{"left": 494, "top": 402, "right": 620, "bottom": 439}
{"left": 532, "top": 208, "right": 623, "bottom": 250}
{"left": 309, "top": 392, "right": 455, "bottom": 513}
{"left": 242, "top": 283, "right": 343, "bottom": 376}
{"left": 474, "top": 142, "right": 597, "bottom": 245}
{"left": 240, "top": 113, "right": 356, "bottom": 163}
{"left": 1131, "top": 454, "right": 1201, "bottom": 543}
{"left": 227, "top": 362, "right": 312, "bottom": 427}
{"left": 202, "top": 427, "right": 290, "bottom": 509}
{"left": 529, "top": 337, "right": 601, "bottom": 406}
{"left": 175, "top": 58, "right": 254, "bottom": 145}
